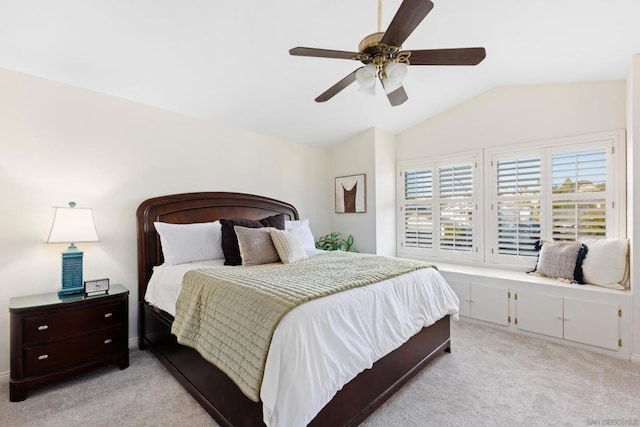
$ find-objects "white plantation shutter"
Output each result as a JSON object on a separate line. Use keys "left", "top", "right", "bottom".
{"left": 402, "top": 169, "right": 433, "bottom": 250}
{"left": 439, "top": 164, "right": 474, "bottom": 252}
{"left": 400, "top": 130, "right": 623, "bottom": 266}
{"left": 495, "top": 157, "right": 541, "bottom": 257}
{"left": 489, "top": 135, "right": 620, "bottom": 267}
{"left": 551, "top": 149, "right": 607, "bottom": 240}
{"left": 399, "top": 156, "right": 477, "bottom": 260}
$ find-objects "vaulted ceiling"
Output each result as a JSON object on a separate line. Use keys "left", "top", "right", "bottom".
{"left": 1, "top": 0, "right": 639, "bottom": 146}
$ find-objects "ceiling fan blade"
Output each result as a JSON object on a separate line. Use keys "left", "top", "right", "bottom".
{"left": 315, "top": 69, "right": 358, "bottom": 103}
{"left": 408, "top": 48, "right": 486, "bottom": 66}
{"left": 386, "top": 85, "right": 409, "bottom": 107}
{"left": 381, "top": 0, "right": 434, "bottom": 48}
{"left": 290, "top": 47, "right": 361, "bottom": 60}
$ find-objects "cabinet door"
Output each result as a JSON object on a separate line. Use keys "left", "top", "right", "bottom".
{"left": 564, "top": 298, "right": 619, "bottom": 350}
{"left": 470, "top": 283, "right": 509, "bottom": 326}
{"left": 516, "top": 291, "right": 563, "bottom": 338}
{"left": 447, "top": 280, "right": 471, "bottom": 318}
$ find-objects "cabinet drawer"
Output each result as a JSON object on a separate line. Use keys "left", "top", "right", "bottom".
{"left": 23, "top": 327, "right": 124, "bottom": 376}
{"left": 24, "top": 302, "right": 123, "bottom": 345}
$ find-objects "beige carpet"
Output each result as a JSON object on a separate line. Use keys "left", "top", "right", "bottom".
{"left": 2, "top": 319, "right": 639, "bottom": 426}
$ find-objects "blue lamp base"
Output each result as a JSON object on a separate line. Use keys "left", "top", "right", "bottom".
{"left": 58, "top": 244, "right": 84, "bottom": 297}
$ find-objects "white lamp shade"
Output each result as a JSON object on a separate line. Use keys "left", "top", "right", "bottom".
{"left": 355, "top": 64, "right": 377, "bottom": 90}
{"left": 44, "top": 205, "right": 100, "bottom": 243}
{"left": 383, "top": 61, "right": 408, "bottom": 94}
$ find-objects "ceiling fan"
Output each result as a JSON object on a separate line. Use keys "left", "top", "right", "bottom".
{"left": 289, "top": 0, "right": 486, "bottom": 106}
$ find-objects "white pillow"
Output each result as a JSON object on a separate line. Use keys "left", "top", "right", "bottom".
{"left": 581, "top": 238, "right": 629, "bottom": 289}
{"left": 269, "top": 229, "right": 308, "bottom": 264}
{"left": 284, "top": 219, "right": 316, "bottom": 249}
{"left": 154, "top": 221, "right": 223, "bottom": 265}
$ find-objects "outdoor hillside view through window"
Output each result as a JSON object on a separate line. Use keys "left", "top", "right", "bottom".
{"left": 551, "top": 148, "right": 607, "bottom": 241}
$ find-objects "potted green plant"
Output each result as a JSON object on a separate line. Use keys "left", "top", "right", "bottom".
{"left": 315, "top": 232, "right": 356, "bottom": 252}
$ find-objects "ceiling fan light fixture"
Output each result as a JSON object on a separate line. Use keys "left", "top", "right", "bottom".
{"left": 382, "top": 61, "right": 408, "bottom": 94}
{"left": 355, "top": 63, "right": 377, "bottom": 93}
{"left": 358, "top": 83, "right": 376, "bottom": 96}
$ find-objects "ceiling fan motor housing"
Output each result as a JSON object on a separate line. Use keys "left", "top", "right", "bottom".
{"left": 358, "top": 32, "right": 400, "bottom": 66}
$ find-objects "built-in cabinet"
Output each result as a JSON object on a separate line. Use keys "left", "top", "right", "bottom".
{"left": 440, "top": 265, "right": 631, "bottom": 359}
{"left": 516, "top": 292, "right": 620, "bottom": 351}
{"left": 447, "top": 281, "right": 510, "bottom": 326}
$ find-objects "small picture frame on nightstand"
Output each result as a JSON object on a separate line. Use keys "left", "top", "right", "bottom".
{"left": 84, "top": 278, "right": 110, "bottom": 296}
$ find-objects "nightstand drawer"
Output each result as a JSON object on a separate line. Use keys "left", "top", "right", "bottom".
{"left": 23, "top": 327, "right": 124, "bottom": 376}
{"left": 24, "top": 302, "right": 123, "bottom": 345}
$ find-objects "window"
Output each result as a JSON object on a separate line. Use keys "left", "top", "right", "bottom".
{"left": 398, "top": 155, "right": 479, "bottom": 261}
{"left": 397, "top": 130, "right": 625, "bottom": 268}
{"left": 495, "top": 156, "right": 541, "bottom": 259}
{"left": 403, "top": 168, "right": 433, "bottom": 249}
{"left": 439, "top": 164, "right": 474, "bottom": 253}
{"left": 550, "top": 148, "right": 607, "bottom": 240}
{"left": 488, "top": 131, "right": 624, "bottom": 267}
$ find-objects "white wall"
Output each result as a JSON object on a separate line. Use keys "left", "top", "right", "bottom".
{"left": 373, "top": 128, "right": 396, "bottom": 256}
{"left": 398, "top": 81, "right": 627, "bottom": 160}
{"left": 0, "top": 68, "right": 330, "bottom": 374}
{"left": 327, "top": 127, "right": 398, "bottom": 255}
{"left": 328, "top": 128, "right": 377, "bottom": 254}
{"left": 628, "top": 55, "right": 640, "bottom": 359}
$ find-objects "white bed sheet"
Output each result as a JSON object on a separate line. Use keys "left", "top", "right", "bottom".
{"left": 145, "top": 258, "right": 226, "bottom": 317}
{"left": 144, "top": 254, "right": 459, "bottom": 427}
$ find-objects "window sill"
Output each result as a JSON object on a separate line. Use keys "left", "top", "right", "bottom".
{"left": 397, "top": 254, "right": 630, "bottom": 295}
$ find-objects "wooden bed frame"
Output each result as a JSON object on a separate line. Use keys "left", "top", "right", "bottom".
{"left": 137, "top": 192, "right": 451, "bottom": 426}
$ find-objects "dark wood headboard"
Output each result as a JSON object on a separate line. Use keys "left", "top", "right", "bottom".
{"left": 136, "top": 192, "right": 299, "bottom": 302}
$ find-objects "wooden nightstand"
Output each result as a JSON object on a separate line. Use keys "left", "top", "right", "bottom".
{"left": 9, "top": 284, "right": 129, "bottom": 402}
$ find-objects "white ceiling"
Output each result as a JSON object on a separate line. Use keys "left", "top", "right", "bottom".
{"left": 1, "top": 0, "right": 639, "bottom": 147}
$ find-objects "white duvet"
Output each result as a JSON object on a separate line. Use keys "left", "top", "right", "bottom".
{"left": 145, "top": 252, "right": 459, "bottom": 427}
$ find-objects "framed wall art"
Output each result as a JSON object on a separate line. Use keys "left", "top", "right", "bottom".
{"left": 335, "top": 174, "right": 366, "bottom": 213}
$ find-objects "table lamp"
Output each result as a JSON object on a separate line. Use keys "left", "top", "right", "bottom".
{"left": 43, "top": 202, "right": 100, "bottom": 297}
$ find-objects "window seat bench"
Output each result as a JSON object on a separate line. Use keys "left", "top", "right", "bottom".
{"left": 431, "top": 262, "right": 632, "bottom": 360}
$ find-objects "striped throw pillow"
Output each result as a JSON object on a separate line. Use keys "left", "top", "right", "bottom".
{"left": 269, "top": 229, "right": 308, "bottom": 264}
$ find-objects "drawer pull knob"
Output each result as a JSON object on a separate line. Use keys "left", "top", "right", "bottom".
{"left": 104, "top": 313, "right": 113, "bottom": 318}
{"left": 38, "top": 355, "right": 49, "bottom": 360}
{"left": 37, "top": 325, "right": 49, "bottom": 331}
{"left": 104, "top": 339, "right": 113, "bottom": 344}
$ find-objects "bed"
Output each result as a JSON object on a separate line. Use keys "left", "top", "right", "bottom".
{"left": 137, "top": 191, "right": 456, "bottom": 426}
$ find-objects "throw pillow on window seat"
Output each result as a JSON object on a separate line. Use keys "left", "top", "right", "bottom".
{"left": 528, "top": 240, "right": 588, "bottom": 283}
{"left": 580, "top": 238, "right": 629, "bottom": 290}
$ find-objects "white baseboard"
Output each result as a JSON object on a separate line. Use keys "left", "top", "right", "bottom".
{"left": 0, "top": 370, "right": 8, "bottom": 383}
{"left": 128, "top": 337, "right": 139, "bottom": 350}
{"left": 631, "top": 353, "right": 640, "bottom": 364}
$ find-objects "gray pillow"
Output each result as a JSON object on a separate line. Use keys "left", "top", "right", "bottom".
{"left": 530, "top": 241, "right": 585, "bottom": 282}
{"left": 234, "top": 226, "right": 280, "bottom": 266}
